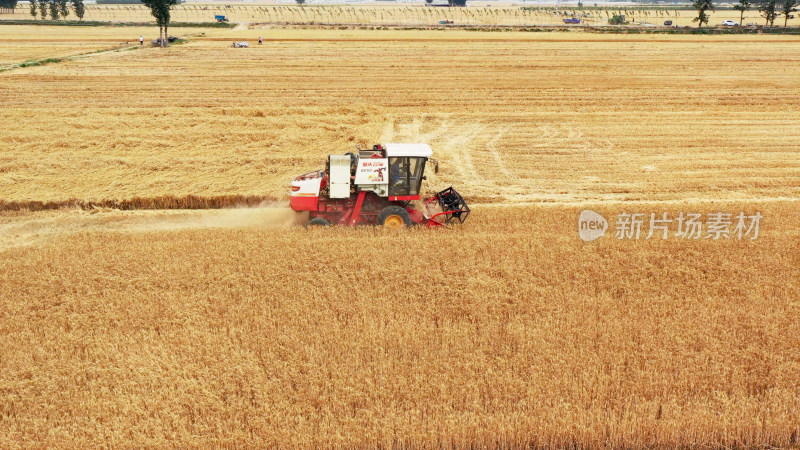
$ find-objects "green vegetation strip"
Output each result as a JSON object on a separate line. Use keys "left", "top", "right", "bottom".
{"left": 0, "top": 44, "right": 138, "bottom": 73}
{"left": 18, "top": 57, "right": 62, "bottom": 68}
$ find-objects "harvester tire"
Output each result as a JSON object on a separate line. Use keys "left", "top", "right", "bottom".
{"left": 377, "top": 205, "right": 411, "bottom": 228}
{"left": 308, "top": 217, "right": 331, "bottom": 227}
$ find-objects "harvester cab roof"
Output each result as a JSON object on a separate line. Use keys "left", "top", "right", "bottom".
{"left": 290, "top": 143, "right": 469, "bottom": 228}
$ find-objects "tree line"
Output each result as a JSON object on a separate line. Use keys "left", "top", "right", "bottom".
{"left": 0, "top": 0, "right": 18, "bottom": 11}
{"left": 23, "top": 0, "right": 176, "bottom": 47}
{"left": 28, "top": 0, "right": 85, "bottom": 20}
{"left": 693, "top": 0, "right": 797, "bottom": 27}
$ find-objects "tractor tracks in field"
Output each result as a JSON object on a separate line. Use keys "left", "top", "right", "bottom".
{"left": 233, "top": 22, "right": 251, "bottom": 31}
{"left": 440, "top": 123, "right": 488, "bottom": 185}
{"left": 377, "top": 115, "right": 616, "bottom": 203}
{"left": 378, "top": 115, "right": 522, "bottom": 188}
{"left": 486, "top": 128, "right": 517, "bottom": 181}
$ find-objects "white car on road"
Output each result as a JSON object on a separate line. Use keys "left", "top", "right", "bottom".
{"left": 722, "top": 20, "right": 740, "bottom": 26}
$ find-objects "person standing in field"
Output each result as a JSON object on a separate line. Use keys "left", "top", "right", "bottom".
{"left": 139, "top": 35, "right": 144, "bottom": 46}
{"left": 258, "top": 36, "right": 263, "bottom": 45}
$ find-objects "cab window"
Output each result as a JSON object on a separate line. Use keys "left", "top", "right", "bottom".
{"left": 389, "top": 157, "right": 426, "bottom": 196}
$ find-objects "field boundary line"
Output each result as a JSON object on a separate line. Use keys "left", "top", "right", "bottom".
{"left": 0, "top": 195, "right": 279, "bottom": 212}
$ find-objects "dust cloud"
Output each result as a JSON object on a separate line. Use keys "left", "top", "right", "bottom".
{"left": 0, "top": 204, "right": 303, "bottom": 252}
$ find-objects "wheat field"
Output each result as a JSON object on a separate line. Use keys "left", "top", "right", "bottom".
{"left": 2, "top": 28, "right": 799, "bottom": 205}
{"left": 0, "top": 26, "right": 799, "bottom": 447}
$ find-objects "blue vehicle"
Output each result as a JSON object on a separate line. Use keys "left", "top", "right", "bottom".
{"left": 215, "top": 15, "right": 229, "bottom": 22}
{"left": 563, "top": 18, "right": 581, "bottom": 24}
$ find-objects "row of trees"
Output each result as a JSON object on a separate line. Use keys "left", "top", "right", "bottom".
{"left": 28, "top": 0, "right": 84, "bottom": 20}
{"left": 24, "top": 0, "right": 175, "bottom": 47}
{"left": 693, "top": 0, "right": 798, "bottom": 27}
{"left": 757, "top": 0, "right": 798, "bottom": 26}
{"left": 0, "top": 0, "right": 18, "bottom": 11}
{"left": 13, "top": 0, "right": 797, "bottom": 33}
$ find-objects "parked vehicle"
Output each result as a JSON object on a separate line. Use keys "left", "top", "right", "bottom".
{"left": 215, "top": 15, "right": 229, "bottom": 22}
{"left": 563, "top": 18, "right": 581, "bottom": 24}
{"left": 151, "top": 36, "right": 178, "bottom": 45}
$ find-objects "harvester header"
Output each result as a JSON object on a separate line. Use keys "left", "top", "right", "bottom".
{"left": 290, "top": 143, "right": 469, "bottom": 228}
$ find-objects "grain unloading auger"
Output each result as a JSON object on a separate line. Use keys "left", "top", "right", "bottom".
{"left": 290, "top": 143, "right": 470, "bottom": 228}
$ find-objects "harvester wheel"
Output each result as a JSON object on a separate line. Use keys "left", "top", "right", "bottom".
{"left": 307, "top": 217, "right": 331, "bottom": 227}
{"left": 377, "top": 205, "right": 411, "bottom": 229}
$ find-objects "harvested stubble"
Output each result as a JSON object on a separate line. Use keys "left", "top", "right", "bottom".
{"left": 1, "top": 29, "right": 799, "bottom": 206}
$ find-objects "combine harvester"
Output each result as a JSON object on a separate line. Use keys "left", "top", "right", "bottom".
{"left": 290, "top": 143, "right": 469, "bottom": 228}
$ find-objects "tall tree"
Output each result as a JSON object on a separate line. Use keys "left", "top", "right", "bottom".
{"left": 692, "top": 0, "right": 713, "bottom": 27}
{"left": 733, "top": 0, "right": 751, "bottom": 24}
{"left": 781, "top": 0, "right": 797, "bottom": 26}
{"left": 29, "top": 0, "right": 37, "bottom": 17}
{"left": 0, "top": 0, "right": 18, "bottom": 10}
{"left": 71, "top": 0, "right": 84, "bottom": 20}
{"left": 38, "top": 0, "right": 47, "bottom": 19}
{"left": 142, "top": 0, "right": 179, "bottom": 47}
{"left": 162, "top": 0, "right": 179, "bottom": 47}
{"left": 48, "top": 0, "right": 58, "bottom": 19}
{"left": 58, "top": 0, "right": 68, "bottom": 18}
{"left": 760, "top": 0, "right": 777, "bottom": 25}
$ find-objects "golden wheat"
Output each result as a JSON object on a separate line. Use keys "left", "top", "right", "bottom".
{"left": 0, "top": 204, "right": 798, "bottom": 447}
